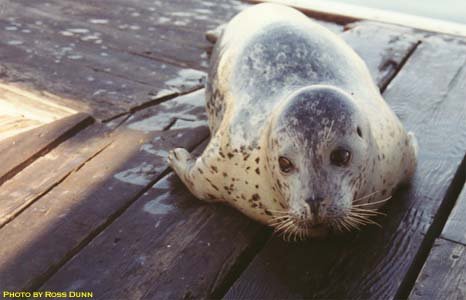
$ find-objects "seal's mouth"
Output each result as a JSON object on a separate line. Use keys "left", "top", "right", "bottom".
{"left": 269, "top": 212, "right": 330, "bottom": 241}
{"left": 269, "top": 199, "right": 388, "bottom": 241}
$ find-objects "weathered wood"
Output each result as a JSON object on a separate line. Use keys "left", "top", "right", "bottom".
{"left": 0, "top": 82, "right": 76, "bottom": 123}
{"left": 225, "top": 35, "right": 466, "bottom": 300}
{"left": 410, "top": 238, "right": 466, "bottom": 300}
{"left": 0, "top": 24, "right": 205, "bottom": 121}
{"left": 0, "top": 113, "right": 93, "bottom": 185}
{"left": 249, "top": 0, "right": 466, "bottom": 38}
{"left": 40, "top": 141, "right": 268, "bottom": 299}
{"left": 0, "top": 82, "right": 76, "bottom": 140}
{"left": 341, "top": 22, "right": 422, "bottom": 90}
{"left": 0, "top": 0, "right": 243, "bottom": 120}
{"left": 442, "top": 179, "right": 466, "bottom": 245}
{"left": 0, "top": 124, "right": 111, "bottom": 228}
{"left": 36, "top": 22, "right": 420, "bottom": 298}
{"left": 0, "top": 90, "right": 208, "bottom": 292}
{"left": 0, "top": 116, "right": 41, "bottom": 141}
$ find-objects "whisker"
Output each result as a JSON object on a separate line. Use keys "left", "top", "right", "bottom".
{"left": 339, "top": 219, "right": 352, "bottom": 232}
{"left": 269, "top": 217, "right": 290, "bottom": 225}
{"left": 352, "top": 196, "right": 392, "bottom": 207}
{"left": 275, "top": 220, "right": 293, "bottom": 232}
{"left": 350, "top": 211, "right": 384, "bottom": 218}
{"left": 346, "top": 216, "right": 367, "bottom": 226}
{"left": 348, "top": 213, "right": 382, "bottom": 228}
{"left": 353, "top": 190, "right": 380, "bottom": 203}
{"left": 351, "top": 208, "right": 386, "bottom": 216}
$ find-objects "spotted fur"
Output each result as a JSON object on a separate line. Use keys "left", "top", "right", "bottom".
{"left": 168, "top": 3, "right": 417, "bottom": 239}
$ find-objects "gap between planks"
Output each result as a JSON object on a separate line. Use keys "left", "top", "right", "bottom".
{"left": 247, "top": 0, "right": 466, "bottom": 38}
{"left": 28, "top": 135, "right": 210, "bottom": 293}
{"left": 396, "top": 154, "right": 466, "bottom": 299}
{"left": 0, "top": 139, "right": 113, "bottom": 229}
{"left": 0, "top": 113, "right": 94, "bottom": 187}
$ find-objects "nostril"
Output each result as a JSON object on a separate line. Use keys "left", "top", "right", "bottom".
{"left": 306, "top": 197, "right": 324, "bottom": 216}
{"left": 305, "top": 197, "right": 324, "bottom": 204}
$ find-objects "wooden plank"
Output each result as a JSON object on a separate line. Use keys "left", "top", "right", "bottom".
{"left": 410, "top": 238, "right": 466, "bottom": 300}
{"left": 0, "top": 116, "right": 42, "bottom": 141}
{"left": 16, "top": 0, "right": 241, "bottom": 69}
{"left": 442, "top": 180, "right": 466, "bottom": 245}
{"left": 0, "top": 0, "right": 243, "bottom": 120}
{"left": 0, "top": 82, "right": 76, "bottom": 123}
{"left": 37, "top": 22, "right": 420, "bottom": 298}
{"left": 0, "top": 28, "right": 205, "bottom": 121}
{"left": 249, "top": 0, "right": 466, "bottom": 38}
{"left": 0, "top": 90, "right": 209, "bottom": 292}
{"left": 0, "top": 113, "right": 93, "bottom": 185}
{"left": 40, "top": 143, "right": 267, "bottom": 299}
{"left": 0, "top": 82, "right": 77, "bottom": 141}
{"left": 225, "top": 35, "right": 466, "bottom": 299}
{"left": 0, "top": 123, "right": 111, "bottom": 228}
{"left": 341, "top": 22, "right": 421, "bottom": 90}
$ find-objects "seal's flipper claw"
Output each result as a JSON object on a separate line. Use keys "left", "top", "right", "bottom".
{"left": 167, "top": 148, "right": 193, "bottom": 178}
{"left": 168, "top": 148, "right": 192, "bottom": 165}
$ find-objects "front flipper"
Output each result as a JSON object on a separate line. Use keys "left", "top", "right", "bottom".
{"left": 168, "top": 147, "right": 222, "bottom": 203}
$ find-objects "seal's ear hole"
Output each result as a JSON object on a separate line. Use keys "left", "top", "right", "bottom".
{"left": 356, "top": 126, "right": 363, "bottom": 138}
{"left": 278, "top": 156, "right": 294, "bottom": 173}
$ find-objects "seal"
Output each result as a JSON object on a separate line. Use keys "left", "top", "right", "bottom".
{"left": 168, "top": 3, "right": 417, "bottom": 240}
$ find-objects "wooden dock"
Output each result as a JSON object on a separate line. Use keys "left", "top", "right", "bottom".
{"left": 0, "top": 0, "right": 465, "bottom": 299}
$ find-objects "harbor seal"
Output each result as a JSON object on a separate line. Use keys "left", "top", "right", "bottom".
{"left": 167, "top": 3, "right": 417, "bottom": 240}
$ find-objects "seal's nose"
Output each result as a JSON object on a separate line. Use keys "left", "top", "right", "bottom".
{"left": 306, "top": 197, "right": 324, "bottom": 216}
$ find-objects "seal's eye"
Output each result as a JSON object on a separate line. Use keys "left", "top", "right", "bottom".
{"left": 330, "top": 148, "right": 351, "bottom": 167}
{"left": 278, "top": 156, "right": 294, "bottom": 173}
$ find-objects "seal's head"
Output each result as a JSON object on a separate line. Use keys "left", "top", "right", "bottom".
{"left": 266, "top": 85, "right": 377, "bottom": 239}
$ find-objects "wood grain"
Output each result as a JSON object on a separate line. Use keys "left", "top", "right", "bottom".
{"left": 0, "top": 90, "right": 209, "bottom": 292}
{"left": 442, "top": 180, "right": 466, "bottom": 245}
{"left": 225, "top": 35, "right": 466, "bottom": 300}
{"left": 0, "top": 113, "right": 93, "bottom": 186}
{"left": 341, "top": 21, "right": 422, "bottom": 90}
{"left": 0, "top": 123, "right": 111, "bottom": 228}
{"left": 410, "top": 238, "right": 466, "bottom": 300}
{"left": 0, "top": 0, "right": 243, "bottom": 120}
{"left": 249, "top": 0, "right": 466, "bottom": 38}
{"left": 0, "top": 82, "right": 76, "bottom": 141}
{"left": 40, "top": 144, "right": 268, "bottom": 299}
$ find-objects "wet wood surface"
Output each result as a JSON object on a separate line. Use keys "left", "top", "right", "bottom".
{"left": 0, "top": 0, "right": 243, "bottom": 120}
{"left": 410, "top": 179, "right": 466, "bottom": 300}
{"left": 410, "top": 238, "right": 466, "bottom": 300}
{"left": 441, "top": 180, "right": 466, "bottom": 245}
{"left": 0, "top": 1, "right": 465, "bottom": 299}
